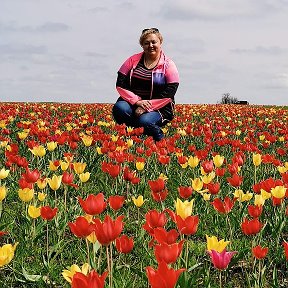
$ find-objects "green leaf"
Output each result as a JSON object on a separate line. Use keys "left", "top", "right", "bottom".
{"left": 22, "top": 267, "right": 41, "bottom": 282}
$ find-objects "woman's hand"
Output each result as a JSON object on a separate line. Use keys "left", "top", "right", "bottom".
{"left": 136, "top": 100, "right": 152, "bottom": 111}
{"left": 135, "top": 107, "right": 146, "bottom": 117}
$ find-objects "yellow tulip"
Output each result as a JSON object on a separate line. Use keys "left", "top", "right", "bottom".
{"left": 277, "top": 166, "right": 287, "bottom": 174}
{"left": 203, "top": 193, "right": 211, "bottom": 201}
{"left": 161, "top": 127, "right": 168, "bottom": 134}
{"left": 29, "top": 145, "right": 46, "bottom": 157}
{"left": 180, "top": 162, "right": 188, "bottom": 169}
{"left": 159, "top": 173, "right": 168, "bottom": 181}
{"left": 28, "top": 205, "right": 41, "bottom": 218}
{"left": 175, "top": 198, "right": 194, "bottom": 220}
{"left": 259, "top": 135, "right": 265, "bottom": 141}
{"left": 260, "top": 189, "right": 271, "bottom": 200}
{"left": 73, "top": 162, "right": 86, "bottom": 174}
{"left": 126, "top": 139, "right": 133, "bottom": 147}
{"left": 234, "top": 190, "right": 253, "bottom": 202}
{"left": 136, "top": 161, "right": 145, "bottom": 171}
{"left": 17, "top": 131, "right": 29, "bottom": 140}
{"left": 47, "top": 175, "right": 62, "bottom": 191}
{"left": 49, "top": 160, "right": 59, "bottom": 171}
{"left": 46, "top": 141, "right": 57, "bottom": 151}
{"left": 278, "top": 136, "right": 284, "bottom": 142}
{"left": 206, "top": 235, "right": 230, "bottom": 253}
{"left": 0, "top": 186, "right": 7, "bottom": 201}
{"left": 0, "top": 168, "right": 10, "bottom": 180}
{"left": 18, "top": 188, "right": 34, "bottom": 202}
{"left": 235, "top": 130, "right": 241, "bottom": 136}
{"left": 96, "top": 147, "right": 103, "bottom": 154}
{"left": 202, "top": 172, "right": 215, "bottom": 184}
{"left": 37, "top": 178, "right": 47, "bottom": 190}
{"left": 132, "top": 195, "right": 144, "bottom": 207}
{"left": 86, "top": 231, "right": 98, "bottom": 243}
{"left": 79, "top": 172, "right": 91, "bottom": 183}
{"left": 188, "top": 156, "right": 199, "bottom": 168}
{"left": 60, "top": 161, "right": 69, "bottom": 171}
{"left": 0, "top": 141, "right": 8, "bottom": 148}
{"left": 127, "top": 127, "right": 134, "bottom": 133}
{"left": 271, "top": 186, "right": 286, "bottom": 199}
{"left": 253, "top": 153, "right": 262, "bottom": 166}
{"left": 38, "top": 192, "right": 47, "bottom": 202}
{"left": 192, "top": 178, "right": 203, "bottom": 191}
{"left": 62, "top": 263, "right": 90, "bottom": 283}
{"left": 0, "top": 243, "right": 18, "bottom": 267}
{"left": 111, "top": 135, "right": 119, "bottom": 142}
{"left": 82, "top": 135, "right": 93, "bottom": 147}
{"left": 213, "top": 155, "right": 225, "bottom": 168}
{"left": 254, "top": 194, "right": 266, "bottom": 206}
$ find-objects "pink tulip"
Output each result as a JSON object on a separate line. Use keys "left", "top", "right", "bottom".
{"left": 208, "top": 249, "right": 237, "bottom": 270}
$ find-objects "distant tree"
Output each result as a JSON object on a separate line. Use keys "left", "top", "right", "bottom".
{"left": 218, "top": 93, "right": 239, "bottom": 104}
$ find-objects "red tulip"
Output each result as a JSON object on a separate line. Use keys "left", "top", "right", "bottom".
{"left": 175, "top": 215, "right": 199, "bottom": 236}
{"left": 93, "top": 215, "right": 124, "bottom": 245}
{"left": 208, "top": 249, "right": 237, "bottom": 270}
{"left": 154, "top": 240, "right": 184, "bottom": 264}
{"left": 201, "top": 160, "right": 214, "bottom": 173}
{"left": 211, "top": 197, "right": 236, "bottom": 214}
{"left": 22, "top": 168, "right": 40, "bottom": 183}
{"left": 142, "top": 210, "right": 167, "bottom": 236}
{"left": 178, "top": 186, "right": 193, "bottom": 199}
{"left": 151, "top": 189, "right": 168, "bottom": 202}
{"left": 62, "top": 171, "right": 74, "bottom": 185}
{"left": 248, "top": 205, "right": 263, "bottom": 218}
{"left": 40, "top": 206, "right": 58, "bottom": 220}
{"left": 108, "top": 195, "right": 125, "bottom": 211}
{"left": 18, "top": 177, "right": 34, "bottom": 189}
{"left": 78, "top": 193, "right": 106, "bottom": 215}
{"left": 148, "top": 178, "right": 165, "bottom": 193}
{"left": 227, "top": 173, "right": 243, "bottom": 187}
{"left": 252, "top": 245, "right": 268, "bottom": 259}
{"left": 207, "top": 182, "right": 220, "bottom": 195}
{"left": 215, "top": 167, "right": 226, "bottom": 177}
{"left": 283, "top": 241, "right": 288, "bottom": 260}
{"left": 68, "top": 216, "right": 95, "bottom": 238}
{"left": 146, "top": 261, "right": 185, "bottom": 288}
{"left": 115, "top": 235, "right": 134, "bottom": 254}
{"left": 241, "top": 218, "right": 262, "bottom": 235}
{"left": 71, "top": 270, "right": 108, "bottom": 288}
{"left": 0, "top": 231, "right": 8, "bottom": 237}
{"left": 152, "top": 227, "right": 179, "bottom": 245}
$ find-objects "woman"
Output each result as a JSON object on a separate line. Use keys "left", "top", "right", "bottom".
{"left": 112, "top": 28, "right": 179, "bottom": 141}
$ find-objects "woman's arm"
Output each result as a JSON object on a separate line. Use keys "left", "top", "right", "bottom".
{"left": 116, "top": 72, "right": 141, "bottom": 105}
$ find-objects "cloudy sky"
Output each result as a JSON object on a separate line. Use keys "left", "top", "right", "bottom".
{"left": 1, "top": 0, "right": 288, "bottom": 105}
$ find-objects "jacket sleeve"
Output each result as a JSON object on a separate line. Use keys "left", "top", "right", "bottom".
{"left": 116, "top": 58, "right": 141, "bottom": 105}
{"left": 157, "top": 59, "right": 179, "bottom": 101}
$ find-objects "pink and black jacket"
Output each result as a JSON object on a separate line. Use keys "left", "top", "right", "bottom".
{"left": 116, "top": 51, "right": 179, "bottom": 123}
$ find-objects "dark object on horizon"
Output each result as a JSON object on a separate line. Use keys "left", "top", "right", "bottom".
{"left": 236, "top": 100, "right": 249, "bottom": 105}
{"left": 219, "top": 93, "right": 239, "bottom": 104}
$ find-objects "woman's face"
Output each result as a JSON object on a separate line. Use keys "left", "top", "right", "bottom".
{"left": 142, "top": 33, "right": 162, "bottom": 57}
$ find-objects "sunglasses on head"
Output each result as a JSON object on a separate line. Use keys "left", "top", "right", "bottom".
{"left": 142, "top": 28, "right": 159, "bottom": 34}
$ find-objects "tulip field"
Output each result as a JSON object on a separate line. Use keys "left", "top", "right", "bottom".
{"left": 0, "top": 102, "right": 288, "bottom": 288}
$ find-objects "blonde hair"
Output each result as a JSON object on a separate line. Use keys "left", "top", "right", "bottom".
{"left": 139, "top": 28, "right": 163, "bottom": 46}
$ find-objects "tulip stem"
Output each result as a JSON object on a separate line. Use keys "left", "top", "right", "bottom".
{"left": 46, "top": 222, "right": 49, "bottom": 265}
{"left": 86, "top": 238, "right": 90, "bottom": 266}
{"left": 106, "top": 245, "right": 111, "bottom": 287}
{"left": 110, "top": 242, "right": 113, "bottom": 288}
{"left": 185, "top": 239, "right": 189, "bottom": 269}
{"left": 64, "top": 186, "right": 67, "bottom": 211}
{"left": 219, "top": 270, "right": 222, "bottom": 288}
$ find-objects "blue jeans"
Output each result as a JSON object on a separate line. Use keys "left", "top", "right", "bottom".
{"left": 112, "top": 100, "right": 164, "bottom": 141}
